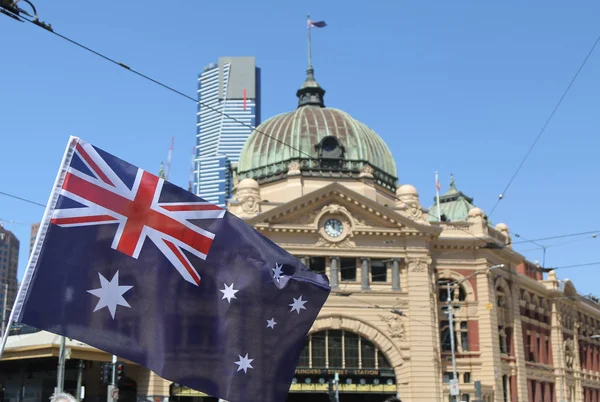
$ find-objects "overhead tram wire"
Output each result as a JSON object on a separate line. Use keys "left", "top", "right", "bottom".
{"left": 5, "top": 186, "right": 598, "bottom": 273}
{"left": 4, "top": 10, "right": 570, "bottom": 252}
{"left": 511, "top": 229, "right": 600, "bottom": 245}
{"left": 2, "top": 12, "right": 504, "bottom": 243}
{"left": 0, "top": 191, "right": 45, "bottom": 207}
{"left": 487, "top": 32, "right": 600, "bottom": 219}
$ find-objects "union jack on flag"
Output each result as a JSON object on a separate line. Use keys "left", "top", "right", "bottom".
{"left": 13, "top": 136, "right": 331, "bottom": 402}
{"left": 49, "top": 138, "right": 224, "bottom": 286}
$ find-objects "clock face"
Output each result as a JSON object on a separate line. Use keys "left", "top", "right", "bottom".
{"left": 324, "top": 218, "right": 344, "bottom": 238}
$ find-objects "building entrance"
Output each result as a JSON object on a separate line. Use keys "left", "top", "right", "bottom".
{"left": 287, "top": 329, "right": 397, "bottom": 402}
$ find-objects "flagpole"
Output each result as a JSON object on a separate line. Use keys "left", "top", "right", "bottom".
{"left": 307, "top": 14, "right": 313, "bottom": 70}
{"left": 0, "top": 136, "right": 79, "bottom": 360}
{"left": 435, "top": 171, "right": 442, "bottom": 222}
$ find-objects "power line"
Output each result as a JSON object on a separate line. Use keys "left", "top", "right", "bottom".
{"left": 512, "top": 229, "right": 599, "bottom": 245}
{"left": 2, "top": 11, "right": 503, "bottom": 246}
{"left": 0, "top": 218, "right": 31, "bottom": 226}
{"left": 0, "top": 191, "right": 45, "bottom": 207}
{"left": 553, "top": 261, "right": 600, "bottom": 270}
{"left": 4, "top": 8, "right": 564, "bottom": 254}
{"left": 488, "top": 32, "right": 600, "bottom": 218}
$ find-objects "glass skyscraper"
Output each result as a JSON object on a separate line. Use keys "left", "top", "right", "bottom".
{"left": 194, "top": 57, "right": 261, "bottom": 207}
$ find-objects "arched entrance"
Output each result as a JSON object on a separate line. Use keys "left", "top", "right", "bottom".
{"left": 287, "top": 328, "right": 397, "bottom": 402}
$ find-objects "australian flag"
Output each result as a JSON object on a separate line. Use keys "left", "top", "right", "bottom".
{"left": 12, "top": 137, "right": 330, "bottom": 402}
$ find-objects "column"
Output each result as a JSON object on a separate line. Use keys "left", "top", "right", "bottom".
{"left": 330, "top": 257, "right": 339, "bottom": 289}
{"left": 405, "top": 257, "right": 442, "bottom": 401}
{"left": 392, "top": 258, "right": 400, "bottom": 291}
{"left": 550, "top": 300, "right": 567, "bottom": 402}
{"left": 361, "top": 257, "right": 370, "bottom": 291}
{"left": 544, "top": 382, "right": 552, "bottom": 402}
{"left": 476, "top": 270, "right": 505, "bottom": 402}
{"left": 510, "top": 375, "right": 518, "bottom": 402}
{"left": 511, "top": 283, "right": 529, "bottom": 402}
{"left": 574, "top": 323, "right": 584, "bottom": 402}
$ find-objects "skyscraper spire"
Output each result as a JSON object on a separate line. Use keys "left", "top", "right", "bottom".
{"left": 297, "top": 15, "right": 327, "bottom": 108}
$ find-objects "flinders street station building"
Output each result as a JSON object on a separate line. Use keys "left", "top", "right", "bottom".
{"left": 3, "top": 67, "right": 600, "bottom": 402}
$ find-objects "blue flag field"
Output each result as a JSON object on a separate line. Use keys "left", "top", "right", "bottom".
{"left": 7, "top": 137, "right": 330, "bottom": 402}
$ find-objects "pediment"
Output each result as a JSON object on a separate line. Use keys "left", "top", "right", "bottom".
{"left": 246, "top": 183, "right": 440, "bottom": 237}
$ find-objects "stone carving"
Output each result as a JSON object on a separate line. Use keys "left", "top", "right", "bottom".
{"left": 353, "top": 214, "right": 374, "bottom": 228}
{"left": 288, "top": 160, "right": 301, "bottom": 175}
{"left": 316, "top": 237, "right": 356, "bottom": 248}
{"left": 236, "top": 185, "right": 260, "bottom": 215}
{"left": 321, "top": 203, "right": 348, "bottom": 215}
{"left": 564, "top": 339, "right": 575, "bottom": 368}
{"left": 380, "top": 314, "right": 406, "bottom": 340}
{"left": 360, "top": 164, "right": 374, "bottom": 178}
{"left": 407, "top": 259, "right": 428, "bottom": 273}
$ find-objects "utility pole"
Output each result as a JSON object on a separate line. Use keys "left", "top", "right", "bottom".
{"left": 441, "top": 265, "right": 504, "bottom": 402}
{"left": 334, "top": 372, "right": 339, "bottom": 402}
{"left": 75, "top": 360, "right": 84, "bottom": 401}
{"left": 1, "top": 283, "right": 7, "bottom": 336}
{"left": 56, "top": 336, "right": 66, "bottom": 393}
{"left": 446, "top": 284, "right": 459, "bottom": 402}
{"left": 106, "top": 355, "right": 117, "bottom": 402}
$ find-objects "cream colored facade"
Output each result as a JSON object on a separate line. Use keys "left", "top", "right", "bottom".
{"left": 223, "top": 169, "right": 600, "bottom": 402}
{"left": 4, "top": 69, "right": 600, "bottom": 402}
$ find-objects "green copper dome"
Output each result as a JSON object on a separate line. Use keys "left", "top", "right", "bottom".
{"left": 237, "top": 69, "right": 398, "bottom": 189}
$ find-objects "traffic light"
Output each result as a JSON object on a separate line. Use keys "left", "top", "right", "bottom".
{"left": 101, "top": 363, "right": 112, "bottom": 384}
{"left": 116, "top": 361, "right": 125, "bottom": 383}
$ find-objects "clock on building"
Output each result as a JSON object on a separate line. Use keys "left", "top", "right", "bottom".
{"left": 324, "top": 218, "right": 343, "bottom": 238}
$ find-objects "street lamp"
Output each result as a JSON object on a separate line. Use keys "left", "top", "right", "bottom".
{"left": 440, "top": 264, "right": 504, "bottom": 402}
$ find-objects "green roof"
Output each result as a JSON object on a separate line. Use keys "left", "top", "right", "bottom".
{"left": 428, "top": 175, "right": 477, "bottom": 222}
{"left": 237, "top": 106, "right": 397, "bottom": 180}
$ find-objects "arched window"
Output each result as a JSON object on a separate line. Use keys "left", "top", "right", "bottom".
{"left": 297, "top": 330, "right": 392, "bottom": 370}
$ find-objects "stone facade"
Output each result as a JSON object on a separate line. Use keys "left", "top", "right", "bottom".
{"left": 230, "top": 173, "right": 600, "bottom": 402}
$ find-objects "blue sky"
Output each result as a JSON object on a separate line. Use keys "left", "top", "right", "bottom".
{"left": 1, "top": 0, "right": 600, "bottom": 294}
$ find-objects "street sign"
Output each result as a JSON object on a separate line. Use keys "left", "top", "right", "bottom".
{"left": 111, "top": 387, "right": 119, "bottom": 400}
{"left": 449, "top": 379, "right": 460, "bottom": 396}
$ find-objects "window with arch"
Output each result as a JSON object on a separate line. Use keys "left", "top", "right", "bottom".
{"left": 297, "top": 330, "right": 392, "bottom": 370}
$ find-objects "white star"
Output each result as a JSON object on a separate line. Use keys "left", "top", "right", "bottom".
{"left": 289, "top": 295, "right": 308, "bottom": 314}
{"left": 272, "top": 263, "right": 284, "bottom": 282}
{"left": 87, "top": 271, "right": 133, "bottom": 319}
{"left": 234, "top": 353, "right": 254, "bottom": 373}
{"left": 220, "top": 283, "right": 239, "bottom": 303}
{"left": 266, "top": 317, "right": 277, "bottom": 329}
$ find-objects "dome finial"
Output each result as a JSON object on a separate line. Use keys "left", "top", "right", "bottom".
{"left": 297, "top": 15, "right": 327, "bottom": 108}
{"left": 449, "top": 173, "right": 456, "bottom": 189}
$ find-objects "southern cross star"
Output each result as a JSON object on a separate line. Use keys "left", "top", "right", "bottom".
{"left": 234, "top": 353, "right": 254, "bottom": 373}
{"left": 289, "top": 295, "right": 307, "bottom": 314}
{"left": 220, "top": 283, "right": 239, "bottom": 303}
{"left": 87, "top": 271, "right": 132, "bottom": 319}
{"left": 266, "top": 317, "right": 277, "bottom": 329}
{"left": 272, "top": 263, "right": 284, "bottom": 282}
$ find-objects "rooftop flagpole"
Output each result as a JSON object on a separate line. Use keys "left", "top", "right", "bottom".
{"left": 307, "top": 14, "right": 313, "bottom": 70}
{"left": 435, "top": 171, "right": 442, "bottom": 221}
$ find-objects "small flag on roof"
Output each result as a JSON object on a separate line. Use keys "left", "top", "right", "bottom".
{"left": 308, "top": 19, "right": 327, "bottom": 28}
